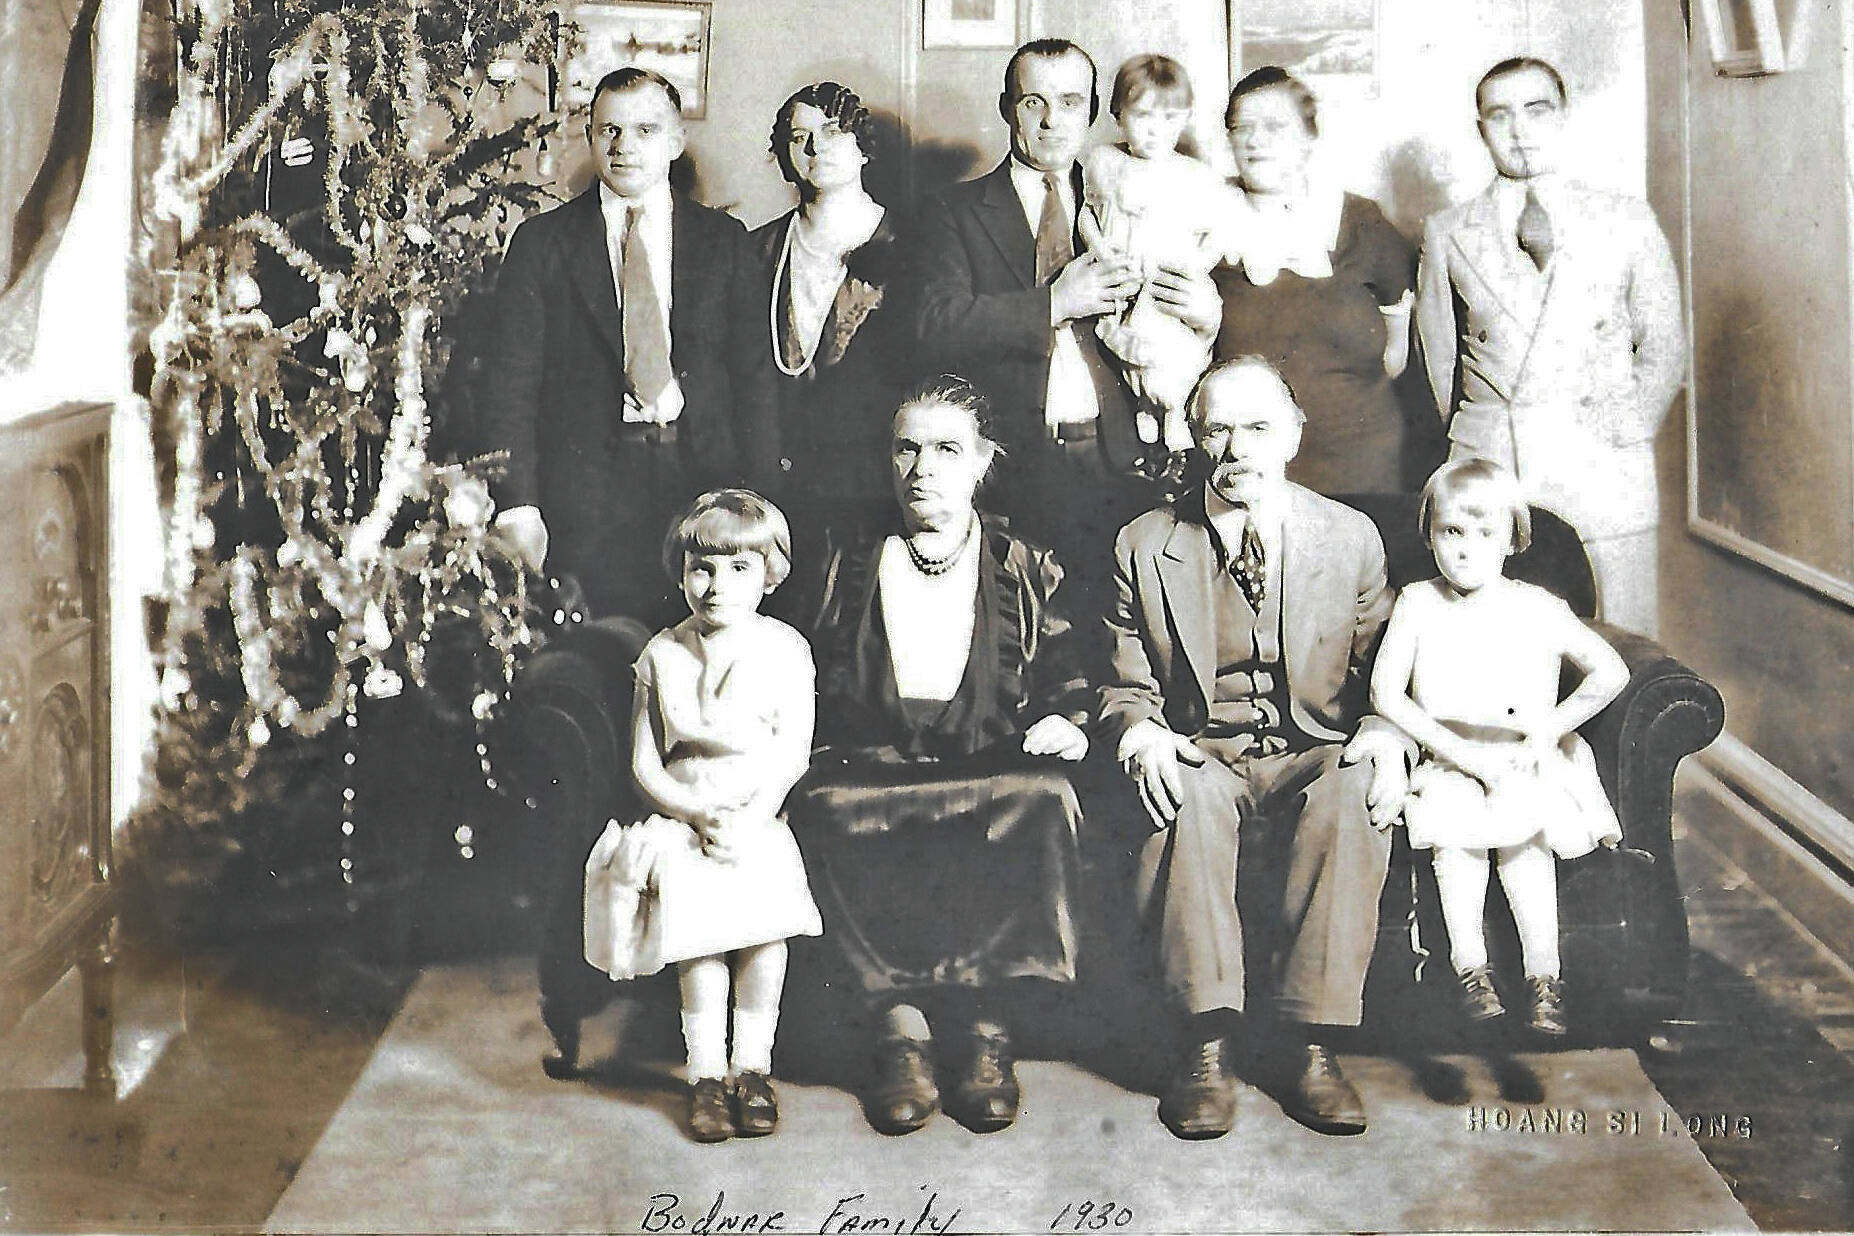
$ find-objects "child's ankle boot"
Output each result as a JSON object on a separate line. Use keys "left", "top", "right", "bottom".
{"left": 1458, "top": 965, "right": 1505, "bottom": 1021}
{"left": 688, "top": 1077, "right": 734, "bottom": 1142}
{"left": 1526, "top": 974, "right": 1568, "bottom": 1037}
{"left": 732, "top": 1071, "right": 778, "bottom": 1137}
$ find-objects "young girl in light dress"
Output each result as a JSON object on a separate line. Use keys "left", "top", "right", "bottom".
{"left": 1078, "top": 54, "right": 1240, "bottom": 463}
{"left": 1371, "top": 459, "right": 1629, "bottom": 1037}
{"left": 583, "top": 489, "right": 822, "bottom": 1142}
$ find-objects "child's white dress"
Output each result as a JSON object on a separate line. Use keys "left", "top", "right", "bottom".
{"left": 1079, "top": 146, "right": 1240, "bottom": 445}
{"left": 1392, "top": 578, "right": 1623, "bottom": 858}
{"left": 584, "top": 614, "right": 823, "bottom": 980}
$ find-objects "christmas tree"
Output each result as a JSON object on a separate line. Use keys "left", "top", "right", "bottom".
{"left": 133, "top": 0, "right": 566, "bottom": 927}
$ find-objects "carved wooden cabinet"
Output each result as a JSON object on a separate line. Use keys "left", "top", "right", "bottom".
{"left": 0, "top": 402, "right": 114, "bottom": 1095}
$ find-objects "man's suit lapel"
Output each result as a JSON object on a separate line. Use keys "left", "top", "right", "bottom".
{"left": 1157, "top": 495, "right": 1217, "bottom": 712}
{"left": 1513, "top": 191, "right": 1593, "bottom": 404}
{"left": 669, "top": 190, "right": 710, "bottom": 366}
{"left": 564, "top": 190, "right": 627, "bottom": 363}
{"left": 974, "top": 161, "right": 1035, "bottom": 289}
{"left": 1449, "top": 187, "right": 1542, "bottom": 331}
{"left": 1279, "top": 485, "right": 1332, "bottom": 714}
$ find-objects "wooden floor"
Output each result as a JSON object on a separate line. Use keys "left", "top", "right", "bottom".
{"left": 1, "top": 778, "right": 1851, "bottom": 1232}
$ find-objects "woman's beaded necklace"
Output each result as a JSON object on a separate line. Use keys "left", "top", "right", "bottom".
{"left": 902, "top": 514, "right": 977, "bottom": 576}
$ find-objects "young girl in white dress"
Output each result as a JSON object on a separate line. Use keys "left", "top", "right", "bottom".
{"left": 1079, "top": 54, "right": 1239, "bottom": 462}
{"left": 1371, "top": 459, "right": 1629, "bottom": 1036}
{"left": 583, "top": 489, "right": 822, "bottom": 1142}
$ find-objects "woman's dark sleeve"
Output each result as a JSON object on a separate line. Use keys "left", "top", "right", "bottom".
{"left": 1353, "top": 195, "right": 1418, "bottom": 305}
{"left": 1021, "top": 542, "right": 1097, "bottom": 727}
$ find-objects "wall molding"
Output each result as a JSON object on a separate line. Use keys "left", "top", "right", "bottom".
{"left": 1698, "top": 732, "right": 1854, "bottom": 878}
{"left": 1682, "top": 756, "right": 1854, "bottom": 974}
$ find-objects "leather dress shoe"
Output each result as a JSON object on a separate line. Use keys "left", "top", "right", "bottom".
{"left": 1158, "top": 1035, "right": 1236, "bottom": 1140}
{"left": 864, "top": 1035, "right": 939, "bottom": 1135}
{"left": 1526, "top": 974, "right": 1569, "bottom": 1037}
{"left": 732, "top": 1071, "right": 778, "bottom": 1137}
{"left": 1275, "top": 1044, "right": 1367, "bottom": 1136}
{"left": 687, "top": 1077, "right": 734, "bottom": 1143}
{"left": 947, "top": 1025, "right": 1020, "bottom": 1133}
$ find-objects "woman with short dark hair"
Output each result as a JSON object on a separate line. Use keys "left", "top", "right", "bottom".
{"left": 791, "top": 376, "right": 1095, "bottom": 1137}
{"left": 749, "top": 82, "right": 907, "bottom": 530}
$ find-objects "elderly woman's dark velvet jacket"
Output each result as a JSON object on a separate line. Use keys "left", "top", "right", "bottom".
{"left": 804, "top": 513, "right": 1096, "bottom": 763}
{"left": 791, "top": 510, "right": 1094, "bottom": 1001}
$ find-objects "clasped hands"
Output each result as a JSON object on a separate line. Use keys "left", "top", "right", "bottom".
{"left": 1116, "top": 718, "right": 1408, "bottom": 832}
{"left": 1445, "top": 725, "right": 1570, "bottom": 796}
{"left": 686, "top": 787, "right": 765, "bottom": 864}
{"left": 1051, "top": 253, "right": 1221, "bottom": 335}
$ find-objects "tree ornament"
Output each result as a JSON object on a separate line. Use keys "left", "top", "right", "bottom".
{"left": 228, "top": 271, "right": 262, "bottom": 308}
{"left": 363, "top": 664, "right": 403, "bottom": 699}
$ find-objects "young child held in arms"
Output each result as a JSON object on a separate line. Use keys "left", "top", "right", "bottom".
{"left": 1371, "top": 459, "right": 1629, "bottom": 1036}
{"left": 584, "top": 489, "right": 822, "bottom": 1142}
{"left": 1080, "top": 54, "right": 1238, "bottom": 464}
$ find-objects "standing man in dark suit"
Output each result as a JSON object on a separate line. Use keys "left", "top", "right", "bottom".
{"left": 480, "top": 66, "right": 775, "bottom": 624}
{"left": 914, "top": 39, "right": 1175, "bottom": 605}
{"left": 476, "top": 66, "right": 773, "bottom": 1080}
{"left": 1102, "top": 356, "right": 1407, "bottom": 1140}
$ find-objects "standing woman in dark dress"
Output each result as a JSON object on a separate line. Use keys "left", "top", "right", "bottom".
{"left": 791, "top": 376, "right": 1094, "bottom": 1137}
{"left": 750, "top": 82, "right": 908, "bottom": 533}
{"left": 1213, "top": 67, "right": 1418, "bottom": 494}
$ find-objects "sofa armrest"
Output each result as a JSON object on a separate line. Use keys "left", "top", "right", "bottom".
{"left": 1575, "top": 620, "right": 1725, "bottom": 1023}
{"left": 1581, "top": 621, "right": 1726, "bottom": 823}
{"left": 493, "top": 616, "right": 652, "bottom": 832}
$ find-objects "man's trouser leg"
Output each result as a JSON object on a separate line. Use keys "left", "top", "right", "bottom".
{"left": 1135, "top": 756, "right": 1248, "bottom": 1015}
{"left": 1241, "top": 744, "right": 1393, "bottom": 1027}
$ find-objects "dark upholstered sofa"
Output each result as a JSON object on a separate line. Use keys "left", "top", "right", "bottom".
{"left": 495, "top": 495, "right": 1724, "bottom": 1070}
{"left": 1339, "top": 494, "right": 1723, "bottom": 1041}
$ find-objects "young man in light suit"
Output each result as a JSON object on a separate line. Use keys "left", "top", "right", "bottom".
{"left": 1415, "top": 56, "right": 1684, "bottom": 635}
{"left": 1103, "top": 357, "right": 1407, "bottom": 1140}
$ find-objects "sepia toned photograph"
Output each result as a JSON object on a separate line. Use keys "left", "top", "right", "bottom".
{"left": 0, "top": 0, "right": 1849, "bottom": 1232}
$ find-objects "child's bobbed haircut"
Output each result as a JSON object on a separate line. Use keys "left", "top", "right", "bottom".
{"left": 1111, "top": 53, "right": 1193, "bottom": 116}
{"left": 1418, "top": 456, "right": 1532, "bottom": 554}
{"left": 662, "top": 488, "right": 793, "bottom": 588}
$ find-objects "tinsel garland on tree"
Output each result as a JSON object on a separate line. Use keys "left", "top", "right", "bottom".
{"left": 132, "top": 0, "right": 566, "bottom": 918}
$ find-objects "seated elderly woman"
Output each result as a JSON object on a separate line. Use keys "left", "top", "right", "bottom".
{"left": 791, "top": 375, "right": 1095, "bottom": 1137}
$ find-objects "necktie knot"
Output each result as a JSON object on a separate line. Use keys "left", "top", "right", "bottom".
{"left": 1516, "top": 186, "right": 1553, "bottom": 272}
{"left": 1229, "top": 519, "right": 1267, "bottom": 610}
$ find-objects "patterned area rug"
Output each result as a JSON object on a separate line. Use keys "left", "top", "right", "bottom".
{"left": 266, "top": 958, "right": 1751, "bottom": 1234}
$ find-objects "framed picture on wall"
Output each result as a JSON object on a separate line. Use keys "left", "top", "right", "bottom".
{"left": 563, "top": 0, "right": 712, "bottom": 119}
{"left": 1235, "top": 0, "right": 1380, "bottom": 100}
{"left": 921, "top": 0, "right": 1019, "bottom": 50}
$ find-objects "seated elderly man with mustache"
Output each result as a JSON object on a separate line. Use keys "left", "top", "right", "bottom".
{"left": 1102, "top": 355, "right": 1408, "bottom": 1140}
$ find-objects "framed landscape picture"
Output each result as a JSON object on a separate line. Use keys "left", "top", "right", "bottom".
{"left": 921, "top": 0, "right": 1019, "bottom": 50}
{"left": 564, "top": 0, "right": 713, "bottom": 118}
